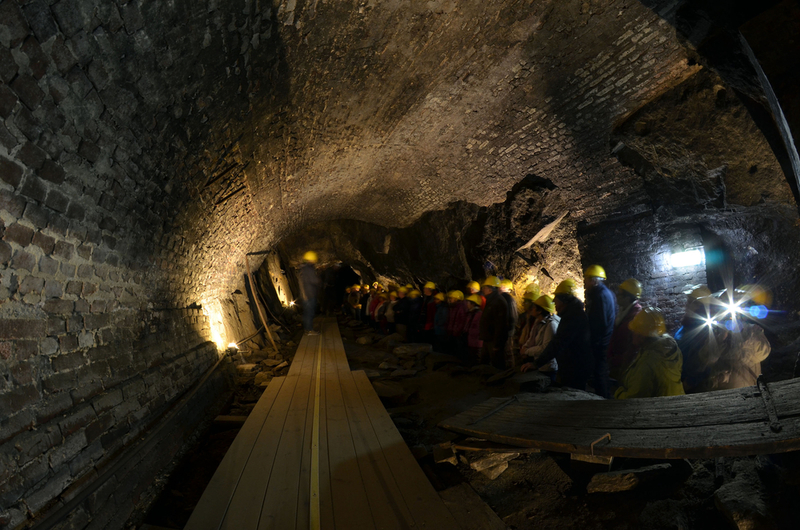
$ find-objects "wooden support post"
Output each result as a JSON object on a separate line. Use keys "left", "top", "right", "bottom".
{"left": 245, "top": 254, "right": 280, "bottom": 354}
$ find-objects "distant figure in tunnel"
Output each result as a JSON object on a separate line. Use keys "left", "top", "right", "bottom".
{"left": 607, "top": 278, "right": 643, "bottom": 382}
{"left": 300, "top": 251, "right": 321, "bottom": 335}
{"left": 615, "top": 307, "right": 684, "bottom": 399}
{"left": 531, "top": 279, "right": 592, "bottom": 391}
{"left": 584, "top": 265, "right": 616, "bottom": 398}
{"left": 479, "top": 276, "right": 509, "bottom": 369}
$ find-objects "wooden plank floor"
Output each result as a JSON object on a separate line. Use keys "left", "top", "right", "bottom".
{"left": 439, "top": 378, "right": 800, "bottom": 459}
{"left": 185, "top": 318, "right": 459, "bottom": 530}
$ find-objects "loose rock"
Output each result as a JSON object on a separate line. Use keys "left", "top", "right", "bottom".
{"left": 469, "top": 452, "right": 520, "bottom": 472}
{"left": 393, "top": 343, "right": 432, "bottom": 358}
{"left": 714, "top": 460, "right": 774, "bottom": 530}
{"left": 587, "top": 463, "right": 673, "bottom": 493}
{"left": 479, "top": 461, "right": 509, "bottom": 480}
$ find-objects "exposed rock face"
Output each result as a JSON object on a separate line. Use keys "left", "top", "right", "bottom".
{"left": 714, "top": 460, "right": 775, "bottom": 530}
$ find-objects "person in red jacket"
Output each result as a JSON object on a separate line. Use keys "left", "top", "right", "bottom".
{"left": 462, "top": 294, "right": 484, "bottom": 363}
{"left": 608, "top": 278, "right": 643, "bottom": 382}
{"left": 446, "top": 290, "right": 467, "bottom": 355}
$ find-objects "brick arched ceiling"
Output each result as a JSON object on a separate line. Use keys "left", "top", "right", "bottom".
{"left": 173, "top": 0, "right": 701, "bottom": 305}
{"left": 1, "top": 0, "right": 791, "bottom": 314}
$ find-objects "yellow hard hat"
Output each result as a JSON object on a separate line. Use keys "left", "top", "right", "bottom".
{"left": 482, "top": 276, "right": 501, "bottom": 288}
{"left": 467, "top": 281, "right": 481, "bottom": 292}
{"left": 525, "top": 283, "right": 540, "bottom": 295}
{"left": 303, "top": 251, "right": 318, "bottom": 263}
{"left": 424, "top": 281, "right": 436, "bottom": 290}
{"left": 466, "top": 294, "right": 483, "bottom": 306}
{"left": 618, "top": 278, "right": 643, "bottom": 299}
{"left": 584, "top": 264, "right": 606, "bottom": 279}
{"left": 533, "top": 295, "right": 556, "bottom": 314}
{"left": 447, "top": 290, "right": 464, "bottom": 301}
{"left": 398, "top": 287, "right": 408, "bottom": 294}
{"left": 688, "top": 285, "right": 712, "bottom": 303}
{"left": 389, "top": 291, "right": 398, "bottom": 298}
{"left": 738, "top": 284, "right": 772, "bottom": 307}
{"left": 523, "top": 290, "right": 538, "bottom": 301}
{"left": 405, "top": 284, "right": 414, "bottom": 290}
{"left": 500, "top": 279, "right": 514, "bottom": 290}
{"left": 372, "top": 282, "right": 379, "bottom": 288}
{"left": 352, "top": 284, "right": 361, "bottom": 291}
{"left": 408, "top": 289, "right": 421, "bottom": 299}
{"left": 628, "top": 307, "right": 667, "bottom": 337}
{"left": 554, "top": 278, "right": 577, "bottom": 296}
{"left": 434, "top": 292, "right": 445, "bottom": 302}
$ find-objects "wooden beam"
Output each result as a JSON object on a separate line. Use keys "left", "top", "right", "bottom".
{"left": 245, "top": 254, "right": 279, "bottom": 354}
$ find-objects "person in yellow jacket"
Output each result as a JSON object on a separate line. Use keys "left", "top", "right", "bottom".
{"left": 615, "top": 307, "right": 685, "bottom": 399}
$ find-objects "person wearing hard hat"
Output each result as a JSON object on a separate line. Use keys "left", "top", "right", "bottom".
{"left": 381, "top": 291, "right": 399, "bottom": 334}
{"left": 518, "top": 287, "right": 541, "bottom": 348}
{"left": 407, "top": 289, "right": 424, "bottom": 342}
{"left": 675, "top": 285, "right": 714, "bottom": 390}
{"left": 446, "top": 290, "right": 467, "bottom": 356}
{"left": 300, "top": 251, "right": 321, "bottom": 335}
{"left": 433, "top": 292, "right": 449, "bottom": 352}
{"left": 347, "top": 284, "right": 362, "bottom": 319}
{"left": 520, "top": 295, "right": 560, "bottom": 380}
{"left": 359, "top": 284, "right": 371, "bottom": 325}
{"left": 499, "top": 279, "right": 520, "bottom": 368}
{"left": 462, "top": 294, "right": 484, "bottom": 362}
{"left": 478, "top": 276, "right": 510, "bottom": 369}
{"left": 466, "top": 280, "right": 486, "bottom": 310}
{"left": 531, "top": 279, "right": 592, "bottom": 390}
{"left": 686, "top": 288, "right": 771, "bottom": 393}
{"left": 393, "top": 287, "right": 411, "bottom": 341}
{"left": 615, "top": 307, "right": 684, "bottom": 399}
{"left": 584, "top": 265, "right": 616, "bottom": 398}
{"left": 607, "top": 278, "right": 643, "bottom": 381}
{"left": 420, "top": 281, "right": 439, "bottom": 345}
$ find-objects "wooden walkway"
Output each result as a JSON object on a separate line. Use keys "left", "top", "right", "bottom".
{"left": 439, "top": 378, "right": 800, "bottom": 459}
{"left": 185, "top": 318, "right": 459, "bottom": 530}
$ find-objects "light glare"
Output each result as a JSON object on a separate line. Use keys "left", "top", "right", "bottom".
{"left": 227, "top": 342, "right": 239, "bottom": 349}
{"left": 670, "top": 249, "right": 704, "bottom": 268}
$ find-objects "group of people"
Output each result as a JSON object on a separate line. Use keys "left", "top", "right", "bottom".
{"left": 302, "top": 252, "right": 771, "bottom": 400}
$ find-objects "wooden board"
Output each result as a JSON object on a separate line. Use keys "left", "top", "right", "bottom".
{"left": 187, "top": 318, "right": 459, "bottom": 530}
{"left": 184, "top": 376, "right": 286, "bottom": 530}
{"left": 439, "top": 378, "right": 800, "bottom": 459}
{"left": 351, "top": 371, "right": 461, "bottom": 529}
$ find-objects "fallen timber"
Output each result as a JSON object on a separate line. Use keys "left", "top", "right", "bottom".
{"left": 438, "top": 377, "right": 800, "bottom": 459}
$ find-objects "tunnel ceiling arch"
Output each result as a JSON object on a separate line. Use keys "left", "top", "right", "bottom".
{"left": 1, "top": 0, "right": 794, "bottom": 309}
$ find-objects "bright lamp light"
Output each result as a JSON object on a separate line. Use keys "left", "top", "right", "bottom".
{"left": 669, "top": 248, "right": 704, "bottom": 268}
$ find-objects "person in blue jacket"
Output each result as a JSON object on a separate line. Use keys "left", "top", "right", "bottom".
{"left": 584, "top": 265, "right": 616, "bottom": 398}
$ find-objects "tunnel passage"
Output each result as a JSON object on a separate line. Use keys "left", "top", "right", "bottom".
{"left": 1, "top": 0, "right": 799, "bottom": 528}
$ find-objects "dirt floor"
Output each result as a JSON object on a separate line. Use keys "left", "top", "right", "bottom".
{"left": 141, "top": 314, "right": 800, "bottom": 529}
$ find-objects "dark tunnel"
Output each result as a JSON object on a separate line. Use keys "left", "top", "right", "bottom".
{"left": 1, "top": 0, "right": 800, "bottom": 528}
